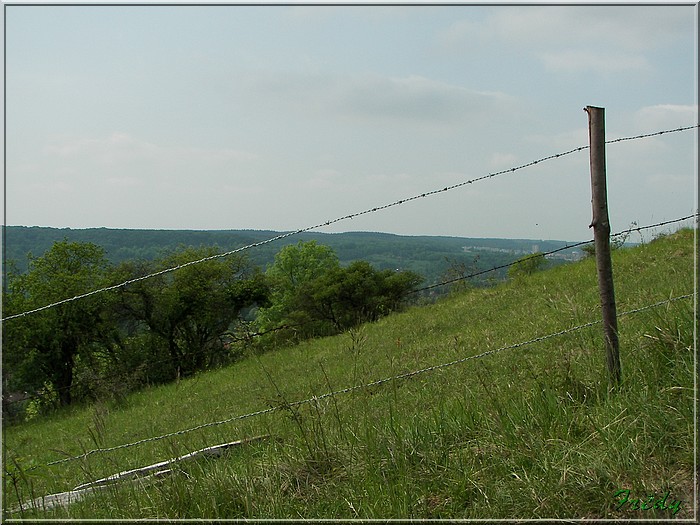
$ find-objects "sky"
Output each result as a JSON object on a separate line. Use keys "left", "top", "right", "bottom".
{"left": 3, "top": 1, "right": 698, "bottom": 243}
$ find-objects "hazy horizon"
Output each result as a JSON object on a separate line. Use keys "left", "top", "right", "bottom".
{"left": 7, "top": 221, "right": 696, "bottom": 245}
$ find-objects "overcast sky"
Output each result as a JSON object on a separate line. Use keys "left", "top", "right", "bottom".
{"left": 3, "top": 2, "right": 698, "bottom": 242}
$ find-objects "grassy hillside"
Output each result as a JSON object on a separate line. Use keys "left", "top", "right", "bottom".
{"left": 2, "top": 229, "right": 695, "bottom": 520}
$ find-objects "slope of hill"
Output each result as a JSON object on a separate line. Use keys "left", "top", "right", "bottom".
{"left": 2, "top": 229, "right": 694, "bottom": 520}
{"left": 2, "top": 225, "right": 584, "bottom": 288}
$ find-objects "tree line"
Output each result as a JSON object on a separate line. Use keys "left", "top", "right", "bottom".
{"left": 2, "top": 240, "right": 423, "bottom": 421}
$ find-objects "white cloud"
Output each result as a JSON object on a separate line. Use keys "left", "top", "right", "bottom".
{"left": 247, "top": 70, "right": 517, "bottom": 126}
{"left": 524, "top": 128, "right": 589, "bottom": 152}
{"left": 43, "top": 132, "right": 258, "bottom": 171}
{"left": 435, "top": 18, "right": 480, "bottom": 49}
{"left": 305, "top": 168, "right": 343, "bottom": 190}
{"left": 44, "top": 133, "right": 158, "bottom": 165}
{"left": 489, "top": 152, "right": 518, "bottom": 169}
{"left": 437, "top": 6, "right": 692, "bottom": 73}
{"left": 448, "top": 6, "right": 691, "bottom": 51}
{"left": 646, "top": 172, "right": 693, "bottom": 190}
{"left": 335, "top": 74, "right": 516, "bottom": 125}
{"left": 634, "top": 104, "right": 699, "bottom": 130}
{"left": 220, "top": 183, "right": 265, "bottom": 196}
{"left": 539, "top": 49, "right": 650, "bottom": 74}
{"left": 106, "top": 176, "right": 143, "bottom": 188}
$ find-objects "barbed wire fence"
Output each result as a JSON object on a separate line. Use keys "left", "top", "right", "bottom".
{"left": 2, "top": 124, "right": 697, "bottom": 324}
{"left": 16, "top": 291, "right": 696, "bottom": 473}
{"left": 2, "top": 123, "right": 698, "bottom": 485}
{"left": 2, "top": 208, "right": 695, "bottom": 408}
{"left": 3, "top": 213, "right": 696, "bottom": 410}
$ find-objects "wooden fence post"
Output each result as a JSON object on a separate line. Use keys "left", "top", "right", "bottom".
{"left": 585, "top": 105, "right": 621, "bottom": 388}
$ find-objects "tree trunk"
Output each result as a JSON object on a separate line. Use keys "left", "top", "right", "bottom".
{"left": 167, "top": 331, "right": 182, "bottom": 380}
{"left": 56, "top": 344, "right": 75, "bottom": 406}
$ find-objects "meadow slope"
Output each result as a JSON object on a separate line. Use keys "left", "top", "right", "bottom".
{"left": 2, "top": 228, "right": 696, "bottom": 520}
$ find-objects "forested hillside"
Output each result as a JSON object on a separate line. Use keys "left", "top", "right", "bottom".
{"left": 2, "top": 226, "right": 584, "bottom": 422}
{"left": 2, "top": 226, "right": 583, "bottom": 286}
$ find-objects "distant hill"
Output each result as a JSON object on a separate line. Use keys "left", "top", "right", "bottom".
{"left": 2, "top": 226, "right": 585, "bottom": 289}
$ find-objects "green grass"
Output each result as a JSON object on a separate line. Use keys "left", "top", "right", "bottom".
{"left": 3, "top": 229, "right": 696, "bottom": 520}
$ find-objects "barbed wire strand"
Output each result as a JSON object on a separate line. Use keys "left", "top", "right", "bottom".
{"left": 605, "top": 124, "right": 698, "bottom": 144}
{"left": 6, "top": 213, "right": 696, "bottom": 408}
{"left": 413, "top": 213, "right": 699, "bottom": 294}
{"left": 27, "top": 291, "right": 694, "bottom": 472}
{"left": 3, "top": 124, "right": 697, "bottom": 323}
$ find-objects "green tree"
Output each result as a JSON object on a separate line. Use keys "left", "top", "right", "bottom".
{"left": 113, "top": 246, "right": 269, "bottom": 379}
{"left": 441, "top": 255, "right": 481, "bottom": 294}
{"left": 293, "top": 261, "right": 423, "bottom": 333}
{"left": 256, "top": 241, "right": 422, "bottom": 341}
{"left": 255, "top": 241, "right": 340, "bottom": 335}
{"left": 2, "top": 240, "right": 112, "bottom": 406}
{"left": 507, "top": 252, "right": 548, "bottom": 280}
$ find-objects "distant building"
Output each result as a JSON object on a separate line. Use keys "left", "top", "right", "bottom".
{"left": 463, "top": 244, "right": 583, "bottom": 262}
{"left": 545, "top": 251, "right": 584, "bottom": 262}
